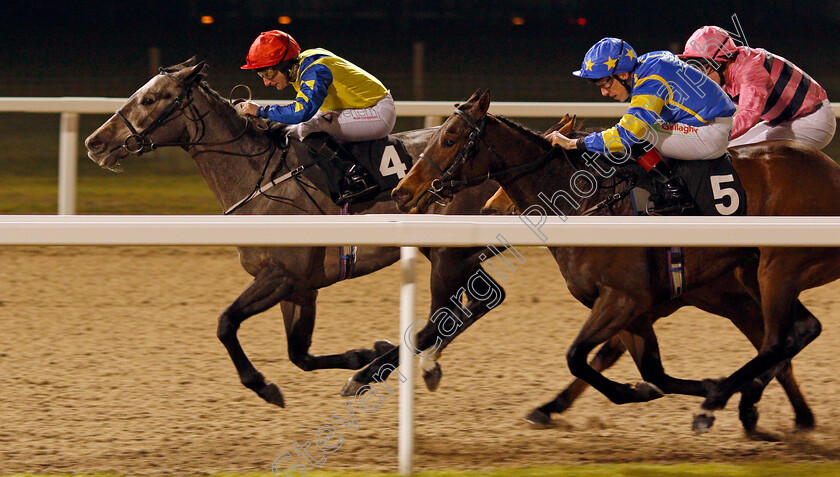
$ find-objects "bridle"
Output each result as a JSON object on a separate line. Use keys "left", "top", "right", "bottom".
{"left": 109, "top": 72, "right": 317, "bottom": 215}
{"left": 419, "top": 108, "right": 562, "bottom": 204}
{"left": 419, "top": 108, "right": 633, "bottom": 215}
{"left": 419, "top": 108, "right": 485, "bottom": 203}
{"left": 112, "top": 72, "right": 251, "bottom": 156}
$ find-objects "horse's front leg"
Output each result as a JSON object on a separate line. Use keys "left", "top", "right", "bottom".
{"left": 565, "top": 289, "right": 664, "bottom": 405}
{"left": 695, "top": 256, "right": 822, "bottom": 433}
{"left": 341, "top": 247, "right": 504, "bottom": 396}
{"left": 281, "top": 290, "right": 396, "bottom": 372}
{"left": 217, "top": 262, "right": 298, "bottom": 407}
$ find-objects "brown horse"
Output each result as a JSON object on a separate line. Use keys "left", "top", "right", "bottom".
{"left": 480, "top": 184, "right": 815, "bottom": 432}
{"left": 84, "top": 59, "right": 506, "bottom": 407}
{"left": 393, "top": 89, "right": 838, "bottom": 433}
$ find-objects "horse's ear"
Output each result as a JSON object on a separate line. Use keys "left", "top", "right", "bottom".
{"left": 165, "top": 57, "right": 198, "bottom": 71}
{"left": 469, "top": 89, "right": 491, "bottom": 118}
{"left": 467, "top": 88, "right": 483, "bottom": 104}
{"left": 176, "top": 60, "right": 208, "bottom": 84}
{"left": 558, "top": 115, "right": 576, "bottom": 135}
{"left": 543, "top": 114, "right": 572, "bottom": 137}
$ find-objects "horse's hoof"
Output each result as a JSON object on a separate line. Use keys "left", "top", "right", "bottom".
{"left": 374, "top": 339, "right": 396, "bottom": 355}
{"left": 692, "top": 411, "right": 715, "bottom": 434}
{"left": 422, "top": 362, "right": 443, "bottom": 392}
{"left": 794, "top": 412, "right": 816, "bottom": 432}
{"left": 261, "top": 382, "right": 285, "bottom": 408}
{"left": 524, "top": 408, "right": 551, "bottom": 426}
{"left": 633, "top": 381, "right": 664, "bottom": 401}
{"left": 340, "top": 378, "right": 367, "bottom": 397}
{"left": 739, "top": 405, "right": 759, "bottom": 435}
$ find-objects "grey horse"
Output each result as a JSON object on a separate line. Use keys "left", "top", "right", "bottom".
{"left": 85, "top": 58, "right": 505, "bottom": 407}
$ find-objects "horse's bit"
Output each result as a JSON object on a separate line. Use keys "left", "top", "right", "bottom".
{"left": 114, "top": 81, "right": 195, "bottom": 155}
{"left": 113, "top": 75, "right": 255, "bottom": 156}
{"left": 419, "top": 108, "right": 486, "bottom": 204}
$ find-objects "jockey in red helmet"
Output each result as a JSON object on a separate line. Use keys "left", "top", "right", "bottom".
{"left": 238, "top": 30, "right": 396, "bottom": 204}
{"left": 679, "top": 26, "right": 835, "bottom": 149}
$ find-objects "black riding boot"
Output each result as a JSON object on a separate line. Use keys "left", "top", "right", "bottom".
{"left": 631, "top": 143, "right": 695, "bottom": 215}
{"left": 646, "top": 161, "right": 696, "bottom": 214}
{"left": 305, "top": 133, "right": 380, "bottom": 205}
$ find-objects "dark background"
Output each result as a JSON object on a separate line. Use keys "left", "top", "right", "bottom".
{"left": 1, "top": 0, "right": 839, "bottom": 183}
{"left": 3, "top": 0, "right": 839, "bottom": 102}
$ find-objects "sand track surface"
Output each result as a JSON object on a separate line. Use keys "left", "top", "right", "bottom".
{"left": 2, "top": 246, "right": 840, "bottom": 474}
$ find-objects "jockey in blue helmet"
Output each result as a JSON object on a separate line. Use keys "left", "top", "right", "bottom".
{"left": 548, "top": 37, "right": 737, "bottom": 214}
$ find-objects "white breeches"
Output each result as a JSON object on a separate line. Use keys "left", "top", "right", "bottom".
{"left": 288, "top": 93, "right": 397, "bottom": 142}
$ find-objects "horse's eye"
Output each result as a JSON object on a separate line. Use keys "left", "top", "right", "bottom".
{"left": 141, "top": 97, "right": 155, "bottom": 106}
{"left": 442, "top": 138, "right": 456, "bottom": 147}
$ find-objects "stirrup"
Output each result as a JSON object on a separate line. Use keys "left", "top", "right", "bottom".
{"left": 336, "top": 172, "right": 380, "bottom": 205}
{"left": 336, "top": 183, "right": 380, "bottom": 205}
{"left": 645, "top": 194, "right": 696, "bottom": 215}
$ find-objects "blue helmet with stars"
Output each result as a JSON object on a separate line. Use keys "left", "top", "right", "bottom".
{"left": 572, "top": 37, "right": 638, "bottom": 79}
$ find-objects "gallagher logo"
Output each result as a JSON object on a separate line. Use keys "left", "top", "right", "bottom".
{"left": 660, "top": 123, "right": 698, "bottom": 134}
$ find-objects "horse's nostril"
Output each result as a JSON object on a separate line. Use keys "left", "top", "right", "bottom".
{"left": 480, "top": 207, "right": 496, "bottom": 215}
{"left": 87, "top": 137, "right": 104, "bottom": 152}
{"left": 391, "top": 188, "right": 409, "bottom": 203}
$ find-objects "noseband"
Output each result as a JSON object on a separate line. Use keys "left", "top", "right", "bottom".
{"left": 419, "top": 108, "right": 487, "bottom": 204}
{"left": 114, "top": 77, "right": 196, "bottom": 156}
{"left": 420, "top": 108, "right": 566, "bottom": 204}
{"left": 112, "top": 74, "right": 254, "bottom": 156}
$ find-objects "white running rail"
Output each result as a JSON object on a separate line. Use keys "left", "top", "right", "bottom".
{"left": 2, "top": 213, "right": 840, "bottom": 475}
{"left": 4, "top": 97, "right": 839, "bottom": 215}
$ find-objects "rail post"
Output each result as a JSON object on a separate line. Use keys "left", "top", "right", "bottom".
{"left": 58, "top": 112, "right": 79, "bottom": 215}
{"left": 399, "top": 246, "right": 417, "bottom": 475}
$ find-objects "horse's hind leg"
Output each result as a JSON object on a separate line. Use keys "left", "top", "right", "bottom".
{"left": 217, "top": 263, "right": 298, "bottom": 407}
{"left": 525, "top": 335, "right": 626, "bottom": 425}
{"left": 281, "top": 291, "right": 396, "bottom": 372}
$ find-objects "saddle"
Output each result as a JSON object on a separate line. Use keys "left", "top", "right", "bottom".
{"left": 628, "top": 153, "right": 747, "bottom": 216}
{"left": 288, "top": 135, "right": 414, "bottom": 205}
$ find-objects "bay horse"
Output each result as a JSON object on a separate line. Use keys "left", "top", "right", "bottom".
{"left": 84, "top": 59, "right": 506, "bottom": 407}
{"left": 480, "top": 184, "right": 813, "bottom": 432}
{"left": 392, "top": 89, "right": 839, "bottom": 433}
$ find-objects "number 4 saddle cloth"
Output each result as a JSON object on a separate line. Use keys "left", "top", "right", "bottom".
{"left": 630, "top": 153, "right": 747, "bottom": 216}
{"left": 290, "top": 136, "right": 414, "bottom": 204}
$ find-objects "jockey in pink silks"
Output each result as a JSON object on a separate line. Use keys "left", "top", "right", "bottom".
{"left": 679, "top": 26, "right": 835, "bottom": 149}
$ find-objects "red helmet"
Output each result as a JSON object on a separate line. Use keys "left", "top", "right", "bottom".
{"left": 241, "top": 30, "right": 301, "bottom": 70}
{"left": 678, "top": 26, "right": 738, "bottom": 63}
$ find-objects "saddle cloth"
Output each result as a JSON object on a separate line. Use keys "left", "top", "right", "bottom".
{"left": 629, "top": 154, "right": 747, "bottom": 216}
{"left": 290, "top": 136, "right": 414, "bottom": 203}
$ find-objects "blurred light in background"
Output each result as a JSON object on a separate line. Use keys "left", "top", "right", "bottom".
{"left": 278, "top": 16, "right": 292, "bottom": 25}
{"left": 200, "top": 15, "right": 214, "bottom": 25}
{"left": 511, "top": 16, "right": 525, "bottom": 26}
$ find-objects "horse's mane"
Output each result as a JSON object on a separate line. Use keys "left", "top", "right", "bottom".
{"left": 476, "top": 108, "right": 605, "bottom": 169}
{"left": 488, "top": 111, "right": 620, "bottom": 178}
{"left": 495, "top": 115, "right": 550, "bottom": 147}
{"left": 160, "top": 62, "right": 239, "bottom": 117}
{"left": 160, "top": 61, "right": 286, "bottom": 143}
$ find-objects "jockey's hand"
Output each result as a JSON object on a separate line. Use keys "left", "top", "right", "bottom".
{"left": 548, "top": 131, "right": 577, "bottom": 150}
{"left": 236, "top": 100, "right": 261, "bottom": 117}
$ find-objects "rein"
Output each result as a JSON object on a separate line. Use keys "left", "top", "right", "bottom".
{"left": 112, "top": 72, "right": 322, "bottom": 215}
{"left": 424, "top": 109, "right": 634, "bottom": 214}
{"left": 113, "top": 76, "right": 253, "bottom": 156}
